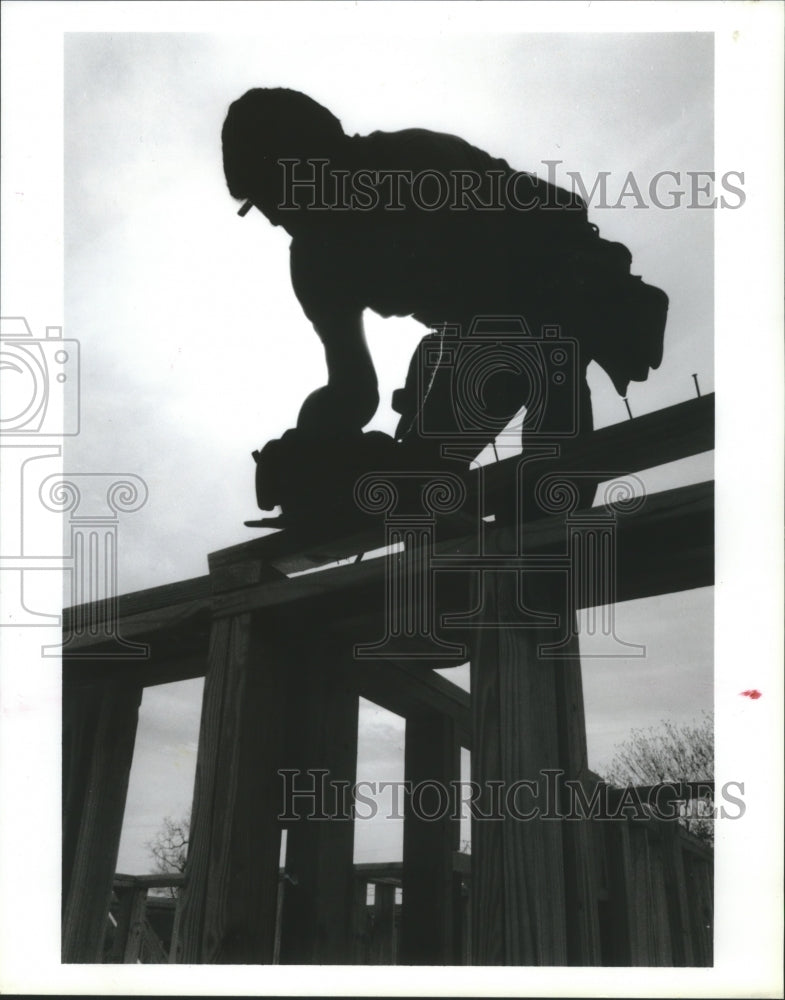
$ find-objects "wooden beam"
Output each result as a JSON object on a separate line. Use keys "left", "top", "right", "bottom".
{"left": 659, "top": 821, "right": 694, "bottom": 967}
{"left": 483, "top": 393, "right": 714, "bottom": 507}
{"left": 64, "top": 645, "right": 210, "bottom": 691}
{"left": 208, "top": 393, "right": 714, "bottom": 581}
{"left": 62, "top": 599, "right": 212, "bottom": 658}
{"left": 681, "top": 835, "right": 713, "bottom": 966}
{"left": 555, "top": 705, "right": 603, "bottom": 964}
{"left": 367, "top": 883, "right": 397, "bottom": 964}
{"left": 59, "top": 478, "right": 712, "bottom": 692}
{"left": 347, "top": 657, "right": 471, "bottom": 745}
{"left": 173, "top": 613, "right": 284, "bottom": 963}
{"left": 352, "top": 878, "right": 371, "bottom": 963}
{"left": 399, "top": 711, "right": 461, "bottom": 964}
{"left": 63, "top": 574, "right": 212, "bottom": 630}
{"left": 468, "top": 562, "right": 603, "bottom": 965}
{"left": 114, "top": 873, "right": 186, "bottom": 890}
{"left": 60, "top": 393, "right": 714, "bottom": 657}
{"left": 209, "top": 482, "right": 713, "bottom": 623}
{"left": 109, "top": 885, "right": 148, "bottom": 964}
{"left": 278, "top": 643, "right": 359, "bottom": 965}
{"left": 62, "top": 684, "right": 103, "bottom": 911}
{"left": 601, "top": 819, "right": 635, "bottom": 964}
{"left": 62, "top": 683, "right": 142, "bottom": 963}
{"left": 209, "top": 520, "right": 386, "bottom": 577}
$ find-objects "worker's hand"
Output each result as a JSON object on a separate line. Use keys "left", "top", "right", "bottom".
{"left": 296, "top": 381, "right": 379, "bottom": 434}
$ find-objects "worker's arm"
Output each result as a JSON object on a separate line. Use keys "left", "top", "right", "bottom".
{"left": 295, "top": 311, "right": 379, "bottom": 432}
{"left": 290, "top": 238, "right": 379, "bottom": 433}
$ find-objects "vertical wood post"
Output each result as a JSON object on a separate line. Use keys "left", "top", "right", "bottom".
{"left": 277, "top": 643, "right": 359, "bottom": 964}
{"left": 174, "top": 612, "right": 285, "bottom": 963}
{"left": 659, "top": 821, "right": 694, "bottom": 966}
{"left": 684, "top": 844, "right": 713, "bottom": 966}
{"left": 367, "top": 883, "right": 397, "bottom": 964}
{"left": 110, "top": 885, "right": 148, "bottom": 963}
{"left": 62, "top": 682, "right": 103, "bottom": 911}
{"left": 62, "top": 681, "right": 142, "bottom": 963}
{"left": 469, "top": 556, "right": 599, "bottom": 964}
{"left": 555, "top": 668, "right": 603, "bottom": 965}
{"left": 601, "top": 817, "right": 635, "bottom": 964}
{"left": 399, "top": 710, "right": 461, "bottom": 964}
{"left": 352, "top": 878, "right": 371, "bottom": 963}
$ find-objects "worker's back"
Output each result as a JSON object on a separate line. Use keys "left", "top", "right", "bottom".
{"left": 289, "top": 126, "right": 599, "bottom": 327}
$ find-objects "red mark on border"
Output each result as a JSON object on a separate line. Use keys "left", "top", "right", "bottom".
{"left": 740, "top": 689, "right": 762, "bottom": 700}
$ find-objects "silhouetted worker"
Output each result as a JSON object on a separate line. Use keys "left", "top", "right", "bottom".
{"left": 221, "top": 88, "right": 667, "bottom": 520}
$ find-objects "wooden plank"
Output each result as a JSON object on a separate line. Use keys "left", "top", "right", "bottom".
{"left": 469, "top": 563, "right": 570, "bottom": 965}
{"left": 62, "top": 684, "right": 103, "bottom": 911}
{"left": 61, "top": 392, "right": 713, "bottom": 655}
{"left": 682, "top": 843, "right": 713, "bottom": 966}
{"left": 63, "top": 574, "right": 212, "bottom": 629}
{"left": 354, "top": 862, "right": 403, "bottom": 881}
{"left": 62, "top": 598, "right": 212, "bottom": 655}
{"left": 483, "top": 393, "right": 714, "bottom": 508}
{"left": 600, "top": 819, "right": 635, "bottom": 965}
{"left": 352, "top": 879, "right": 371, "bottom": 963}
{"left": 399, "top": 711, "right": 461, "bottom": 964}
{"left": 273, "top": 872, "right": 285, "bottom": 964}
{"left": 209, "top": 521, "right": 386, "bottom": 577}
{"left": 455, "top": 869, "right": 471, "bottom": 965}
{"left": 139, "top": 918, "right": 170, "bottom": 963}
{"left": 623, "top": 821, "right": 653, "bottom": 965}
{"left": 559, "top": 776, "right": 603, "bottom": 965}
{"left": 278, "top": 642, "right": 359, "bottom": 964}
{"left": 659, "top": 821, "right": 694, "bottom": 966}
{"left": 648, "top": 828, "right": 675, "bottom": 965}
{"left": 114, "top": 873, "right": 186, "bottom": 890}
{"left": 209, "top": 482, "right": 713, "bottom": 622}
{"left": 468, "top": 558, "right": 602, "bottom": 965}
{"left": 120, "top": 886, "right": 148, "bottom": 963}
{"left": 173, "top": 613, "right": 284, "bottom": 963}
{"left": 348, "top": 657, "right": 471, "bottom": 745}
{"left": 209, "top": 394, "right": 714, "bottom": 581}
{"left": 109, "top": 886, "right": 140, "bottom": 963}
{"left": 62, "top": 683, "right": 143, "bottom": 963}
{"left": 60, "top": 479, "right": 713, "bottom": 689}
{"left": 595, "top": 814, "right": 709, "bottom": 968}
{"left": 625, "top": 821, "right": 673, "bottom": 966}
{"left": 65, "top": 646, "right": 209, "bottom": 691}
{"left": 456, "top": 875, "right": 468, "bottom": 965}
{"left": 367, "top": 883, "right": 397, "bottom": 965}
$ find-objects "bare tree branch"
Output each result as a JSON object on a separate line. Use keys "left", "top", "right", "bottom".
{"left": 604, "top": 712, "right": 714, "bottom": 845}
{"left": 146, "top": 813, "right": 191, "bottom": 897}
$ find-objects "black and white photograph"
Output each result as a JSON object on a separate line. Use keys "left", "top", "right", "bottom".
{"left": 0, "top": 1, "right": 782, "bottom": 996}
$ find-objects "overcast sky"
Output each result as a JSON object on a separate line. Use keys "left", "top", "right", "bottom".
{"left": 2, "top": 3, "right": 783, "bottom": 996}
{"left": 63, "top": 30, "right": 715, "bottom": 589}
{"left": 59, "top": 30, "right": 718, "bottom": 872}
